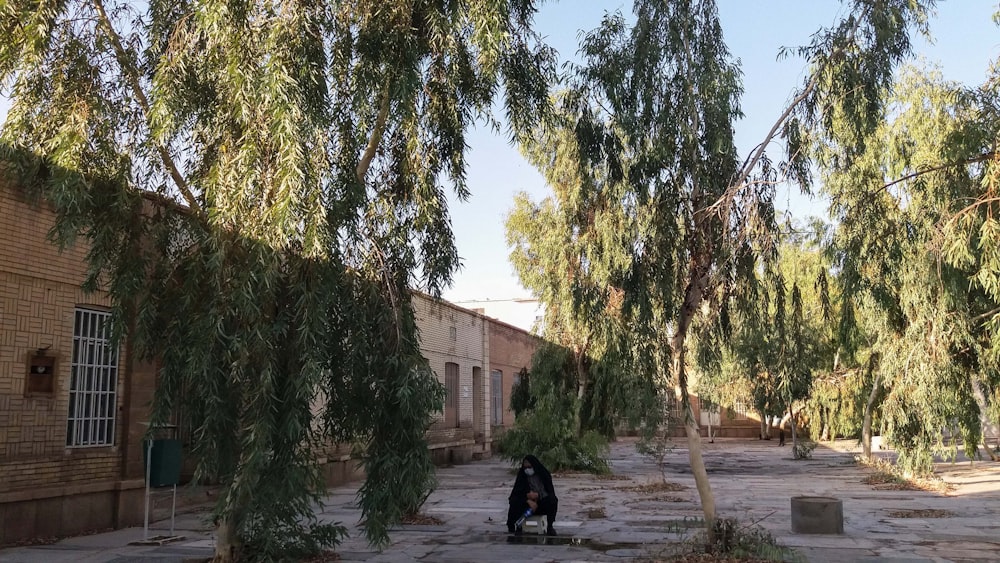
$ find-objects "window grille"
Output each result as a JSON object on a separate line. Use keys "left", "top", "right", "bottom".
{"left": 67, "top": 308, "right": 119, "bottom": 447}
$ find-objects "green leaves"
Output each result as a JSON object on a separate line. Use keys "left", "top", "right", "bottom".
{"left": 2, "top": 0, "right": 554, "bottom": 558}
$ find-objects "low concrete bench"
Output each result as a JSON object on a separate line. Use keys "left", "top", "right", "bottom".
{"left": 791, "top": 496, "right": 843, "bottom": 534}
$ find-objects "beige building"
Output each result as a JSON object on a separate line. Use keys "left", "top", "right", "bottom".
{"left": 414, "top": 294, "right": 490, "bottom": 463}
{"left": 1, "top": 172, "right": 545, "bottom": 544}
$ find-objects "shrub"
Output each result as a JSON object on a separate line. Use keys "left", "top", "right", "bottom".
{"left": 495, "top": 408, "right": 610, "bottom": 474}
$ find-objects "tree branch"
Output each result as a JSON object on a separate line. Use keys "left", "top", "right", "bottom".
{"left": 727, "top": 78, "right": 817, "bottom": 207}
{"left": 973, "top": 305, "right": 1000, "bottom": 324}
{"left": 869, "top": 151, "right": 998, "bottom": 198}
{"left": 92, "top": 0, "right": 202, "bottom": 215}
{"left": 356, "top": 75, "right": 393, "bottom": 183}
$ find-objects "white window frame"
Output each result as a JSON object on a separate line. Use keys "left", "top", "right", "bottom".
{"left": 67, "top": 308, "right": 119, "bottom": 447}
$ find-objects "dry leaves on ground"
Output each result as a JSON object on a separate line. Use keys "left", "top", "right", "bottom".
{"left": 885, "top": 508, "right": 955, "bottom": 518}
{"left": 1, "top": 527, "right": 113, "bottom": 549}
{"left": 646, "top": 555, "right": 774, "bottom": 562}
{"left": 595, "top": 473, "right": 631, "bottom": 481}
{"left": 399, "top": 513, "right": 445, "bottom": 525}
{"left": 302, "top": 551, "right": 341, "bottom": 562}
{"left": 626, "top": 494, "right": 687, "bottom": 504}
{"left": 861, "top": 472, "right": 952, "bottom": 494}
{"left": 618, "top": 481, "right": 687, "bottom": 493}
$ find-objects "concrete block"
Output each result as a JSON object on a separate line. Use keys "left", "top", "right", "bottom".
{"left": 791, "top": 496, "right": 844, "bottom": 534}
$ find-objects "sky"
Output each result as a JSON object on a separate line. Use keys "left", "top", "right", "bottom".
{"left": 0, "top": 1, "right": 996, "bottom": 306}
{"left": 442, "top": 0, "right": 1000, "bottom": 303}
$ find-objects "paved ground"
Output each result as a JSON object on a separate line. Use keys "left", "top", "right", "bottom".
{"left": 2, "top": 438, "right": 999, "bottom": 562}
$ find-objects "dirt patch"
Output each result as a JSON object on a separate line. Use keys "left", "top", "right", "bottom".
{"left": 596, "top": 473, "right": 631, "bottom": 481}
{"left": 400, "top": 513, "right": 445, "bottom": 525}
{"left": 619, "top": 481, "right": 687, "bottom": 494}
{"left": 886, "top": 508, "right": 955, "bottom": 518}
{"left": 586, "top": 506, "right": 607, "bottom": 519}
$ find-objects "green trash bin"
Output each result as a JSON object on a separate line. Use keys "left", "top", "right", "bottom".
{"left": 143, "top": 438, "right": 182, "bottom": 487}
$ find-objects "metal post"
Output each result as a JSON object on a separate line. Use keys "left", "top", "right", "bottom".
{"left": 171, "top": 484, "right": 177, "bottom": 536}
{"left": 143, "top": 439, "right": 153, "bottom": 540}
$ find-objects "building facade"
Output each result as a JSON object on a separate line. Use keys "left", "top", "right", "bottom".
{"left": 0, "top": 177, "right": 152, "bottom": 543}
{"left": 486, "top": 320, "right": 542, "bottom": 431}
{"left": 0, "top": 176, "right": 543, "bottom": 543}
{"left": 414, "top": 293, "right": 490, "bottom": 463}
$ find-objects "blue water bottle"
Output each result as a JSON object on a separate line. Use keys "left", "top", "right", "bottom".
{"left": 514, "top": 507, "right": 533, "bottom": 529}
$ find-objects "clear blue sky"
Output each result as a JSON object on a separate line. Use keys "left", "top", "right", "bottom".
{"left": 0, "top": 2, "right": 995, "bottom": 303}
{"left": 443, "top": 0, "right": 1000, "bottom": 303}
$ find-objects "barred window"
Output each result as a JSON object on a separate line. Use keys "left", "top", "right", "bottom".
{"left": 67, "top": 308, "right": 119, "bottom": 447}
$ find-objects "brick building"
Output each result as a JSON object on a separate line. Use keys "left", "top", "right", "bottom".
{"left": 413, "top": 296, "right": 543, "bottom": 451}
{"left": 0, "top": 174, "right": 544, "bottom": 543}
{"left": 414, "top": 293, "right": 490, "bottom": 463}
{"left": 486, "top": 320, "right": 542, "bottom": 431}
{"left": 0, "top": 176, "right": 152, "bottom": 543}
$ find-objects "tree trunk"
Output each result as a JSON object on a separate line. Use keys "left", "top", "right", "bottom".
{"left": 574, "top": 347, "right": 588, "bottom": 437}
{"left": 788, "top": 402, "right": 799, "bottom": 458}
{"left": 862, "top": 372, "right": 881, "bottom": 460}
{"left": 671, "top": 333, "right": 716, "bottom": 537}
{"left": 215, "top": 517, "right": 241, "bottom": 562}
{"left": 970, "top": 374, "right": 999, "bottom": 462}
{"left": 706, "top": 407, "right": 714, "bottom": 443}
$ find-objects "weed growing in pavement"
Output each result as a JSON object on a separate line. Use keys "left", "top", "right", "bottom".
{"left": 657, "top": 516, "right": 804, "bottom": 562}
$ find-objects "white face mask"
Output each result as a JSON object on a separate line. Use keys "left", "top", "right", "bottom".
{"left": 524, "top": 468, "right": 535, "bottom": 477}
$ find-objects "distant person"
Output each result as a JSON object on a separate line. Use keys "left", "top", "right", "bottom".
{"left": 507, "top": 455, "right": 558, "bottom": 536}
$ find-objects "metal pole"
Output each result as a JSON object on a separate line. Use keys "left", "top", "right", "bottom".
{"left": 170, "top": 484, "right": 177, "bottom": 536}
{"left": 143, "top": 439, "right": 152, "bottom": 540}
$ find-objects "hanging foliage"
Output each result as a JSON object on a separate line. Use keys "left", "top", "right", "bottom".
{"left": 0, "top": 0, "right": 555, "bottom": 558}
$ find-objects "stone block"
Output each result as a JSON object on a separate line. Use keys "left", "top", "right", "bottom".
{"left": 450, "top": 446, "right": 473, "bottom": 465}
{"left": 791, "top": 496, "right": 844, "bottom": 534}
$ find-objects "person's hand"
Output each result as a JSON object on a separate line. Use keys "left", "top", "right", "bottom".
{"left": 527, "top": 499, "right": 538, "bottom": 511}
{"left": 527, "top": 491, "right": 539, "bottom": 501}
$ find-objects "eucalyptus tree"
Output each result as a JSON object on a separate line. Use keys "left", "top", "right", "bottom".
{"left": 555, "top": 0, "right": 931, "bottom": 535}
{"left": 0, "top": 0, "right": 554, "bottom": 559}
{"left": 506, "top": 111, "right": 642, "bottom": 438}
{"left": 697, "top": 225, "right": 835, "bottom": 454}
{"left": 822, "top": 65, "right": 1000, "bottom": 471}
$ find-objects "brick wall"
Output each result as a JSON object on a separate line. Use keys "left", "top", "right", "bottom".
{"left": 0, "top": 180, "right": 133, "bottom": 488}
{"left": 487, "top": 320, "right": 541, "bottom": 429}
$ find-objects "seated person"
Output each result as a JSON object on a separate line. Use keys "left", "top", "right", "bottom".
{"left": 506, "top": 454, "right": 558, "bottom": 535}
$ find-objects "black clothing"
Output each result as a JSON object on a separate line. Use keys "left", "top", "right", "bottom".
{"left": 506, "top": 455, "right": 558, "bottom": 534}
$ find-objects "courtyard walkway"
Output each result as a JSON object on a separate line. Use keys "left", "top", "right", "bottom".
{"left": 1, "top": 437, "right": 999, "bottom": 562}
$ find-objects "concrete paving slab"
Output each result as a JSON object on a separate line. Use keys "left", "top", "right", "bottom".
{"left": 3, "top": 438, "right": 999, "bottom": 561}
